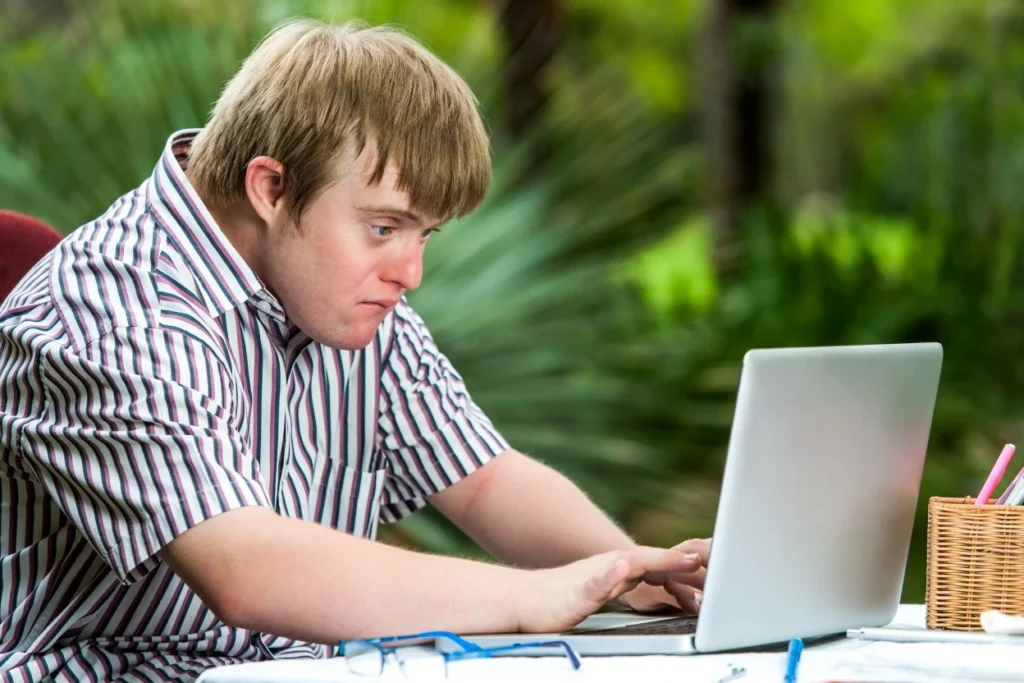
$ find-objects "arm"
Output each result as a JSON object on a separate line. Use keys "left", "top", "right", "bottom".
{"left": 159, "top": 505, "right": 703, "bottom": 643}
{"left": 373, "top": 305, "right": 702, "bottom": 617}
{"left": 429, "top": 449, "right": 634, "bottom": 568}
{"left": 378, "top": 306, "right": 639, "bottom": 567}
{"left": 159, "top": 506, "right": 523, "bottom": 641}
{"left": 430, "top": 449, "right": 709, "bottom": 613}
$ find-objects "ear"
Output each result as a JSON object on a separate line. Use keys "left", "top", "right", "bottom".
{"left": 244, "top": 156, "right": 289, "bottom": 228}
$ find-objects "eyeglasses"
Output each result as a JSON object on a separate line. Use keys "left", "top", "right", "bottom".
{"left": 338, "top": 630, "right": 582, "bottom": 680}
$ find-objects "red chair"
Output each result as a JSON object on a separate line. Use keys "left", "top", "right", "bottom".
{"left": 0, "top": 210, "right": 63, "bottom": 304}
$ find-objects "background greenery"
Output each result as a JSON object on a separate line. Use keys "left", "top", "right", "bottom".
{"left": 4, "top": 0, "right": 1024, "bottom": 601}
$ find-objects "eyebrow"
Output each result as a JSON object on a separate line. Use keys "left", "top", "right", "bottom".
{"left": 356, "top": 204, "right": 423, "bottom": 225}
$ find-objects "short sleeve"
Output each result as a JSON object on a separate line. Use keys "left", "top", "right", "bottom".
{"left": 23, "top": 326, "right": 270, "bottom": 583}
{"left": 376, "top": 302, "right": 509, "bottom": 522}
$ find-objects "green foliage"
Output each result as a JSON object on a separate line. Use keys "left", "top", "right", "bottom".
{"left": 619, "top": 207, "right": 1024, "bottom": 598}
{"left": 5, "top": 0, "right": 1024, "bottom": 603}
{"left": 620, "top": 216, "right": 718, "bottom": 317}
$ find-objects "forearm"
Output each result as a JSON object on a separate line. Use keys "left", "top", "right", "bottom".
{"left": 451, "top": 451, "right": 635, "bottom": 568}
{"left": 161, "top": 506, "right": 524, "bottom": 644}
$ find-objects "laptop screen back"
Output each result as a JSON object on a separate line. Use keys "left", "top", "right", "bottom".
{"left": 694, "top": 343, "right": 942, "bottom": 652}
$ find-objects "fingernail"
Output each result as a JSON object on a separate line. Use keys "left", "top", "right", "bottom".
{"left": 695, "top": 590, "right": 703, "bottom": 608}
{"left": 685, "top": 553, "right": 700, "bottom": 562}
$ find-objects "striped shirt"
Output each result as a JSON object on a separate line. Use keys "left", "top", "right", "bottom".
{"left": 0, "top": 130, "right": 508, "bottom": 683}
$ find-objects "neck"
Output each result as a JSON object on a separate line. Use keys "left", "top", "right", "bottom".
{"left": 184, "top": 167, "right": 276, "bottom": 293}
{"left": 204, "top": 196, "right": 268, "bottom": 284}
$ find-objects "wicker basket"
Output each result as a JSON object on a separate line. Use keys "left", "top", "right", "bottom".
{"left": 925, "top": 496, "right": 1024, "bottom": 630}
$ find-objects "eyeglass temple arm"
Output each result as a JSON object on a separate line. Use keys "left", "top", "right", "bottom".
{"left": 340, "top": 631, "right": 483, "bottom": 652}
{"left": 447, "top": 641, "right": 582, "bottom": 669}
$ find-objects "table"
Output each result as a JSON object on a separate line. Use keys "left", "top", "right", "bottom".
{"left": 198, "top": 605, "right": 1024, "bottom": 683}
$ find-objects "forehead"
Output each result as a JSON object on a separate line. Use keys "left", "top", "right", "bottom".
{"left": 331, "top": 144, "right": 442, "bottom": 225}
{"left": 346, "top": 146, "right": 407, "bottom": 201}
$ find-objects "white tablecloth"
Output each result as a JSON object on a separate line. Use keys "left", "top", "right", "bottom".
{"left": 198, "top": 605, "right": 1024, "bottom": 683}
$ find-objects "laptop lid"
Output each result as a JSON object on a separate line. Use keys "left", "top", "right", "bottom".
{"left": 450, "top": 343, "right": 942, "bottom": 656}
{"left": 694, "top": 342, "right": 942, "bottom": 651}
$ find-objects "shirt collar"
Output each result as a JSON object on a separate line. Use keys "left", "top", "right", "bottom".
{"left": 145, "top": 129, "right": 281, "bottom": 320}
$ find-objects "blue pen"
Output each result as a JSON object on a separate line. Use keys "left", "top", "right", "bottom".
{"left": 783, "top": 638, "right": 803, "bottom": 683}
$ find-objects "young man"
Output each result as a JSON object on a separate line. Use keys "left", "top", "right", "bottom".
{"left": 0, "top": 19, "right": 708, "bottom": 682}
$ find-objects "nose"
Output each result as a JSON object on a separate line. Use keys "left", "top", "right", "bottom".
{"left": 382, "top": 243, "right": 423, "bottom": 292}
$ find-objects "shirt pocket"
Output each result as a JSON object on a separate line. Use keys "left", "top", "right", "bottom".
{"left": 307, "top": 459, "right": 388, "bottom": 539}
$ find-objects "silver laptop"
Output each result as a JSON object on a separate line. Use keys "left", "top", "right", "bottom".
{"left": 452, "top": 343, "right": 943, "bottom": 655}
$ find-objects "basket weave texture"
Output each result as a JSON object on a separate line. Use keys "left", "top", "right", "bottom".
{"left": 925, "top": 496, "right": 1024, "bottom": 631}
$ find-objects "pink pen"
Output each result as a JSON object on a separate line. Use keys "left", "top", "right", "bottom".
{"left": 976, "top": 444, "right": 1016, "bottom": 505}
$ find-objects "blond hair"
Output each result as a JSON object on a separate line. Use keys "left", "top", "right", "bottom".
{"left": 187, "top": 19, "right": 491, "bottom": 221}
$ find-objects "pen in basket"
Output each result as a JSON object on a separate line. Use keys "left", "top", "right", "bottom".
{"left": 976, "top": 444, "right": 1016, "bottom": 505}
{"left": 993, "top": 444, "right": 1024, "bottom": 504}
{"left": 1003, "top": 472, "right": 1024, "bottom": 505}
{"left": 995, "top": 469, "right": 1022, "bottom": 504}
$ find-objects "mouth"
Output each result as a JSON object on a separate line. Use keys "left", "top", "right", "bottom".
{"left": 360, "top": 300, "right": 399, "bottom": 310}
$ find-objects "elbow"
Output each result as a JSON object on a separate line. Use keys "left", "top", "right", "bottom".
{"left": 190, "top": 550, "right": 280, "bottom": 632}
{"left": 158, "top": 506, "right": 279, "bottom": 632}
{"left": 168, "top": 557, "right": 262, "bottom": 630}
{"left": 205, "top": 581, "right": 258, "bottom": 630}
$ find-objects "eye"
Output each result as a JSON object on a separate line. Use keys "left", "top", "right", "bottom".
{"left": 421, "top": 228, "right": 440, "bottom": 241}
{"left": 371, "top": 225, "right": 395, "bottom": 238}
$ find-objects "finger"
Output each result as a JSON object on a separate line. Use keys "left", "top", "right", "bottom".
{"left": 621, "top": 547, "right": 701, "bottom": 579}
{"left": 663, "top": 582, "right": 702, "bottom": 614}
{"left": 686, "top": 566, "right": 706, "bottom": 590}
{"left": 669, "top": 566, "right": 705, "bottom": 589}
{"left": 624, "top": 584, "right": 680, "bottom": 613}
{"left": 671, "top": 538, "right": 711, "bottom": 565}
{"left": 583, "top": 558, "right": 631, "bottom": 604}
{"left": 642, "top": 565, "right": 706, "bottom": 590}
{"left": 608, "top": 577, "right": 644, "bottom": 603}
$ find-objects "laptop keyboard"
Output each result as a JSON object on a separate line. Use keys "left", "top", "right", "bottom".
{"left": 571, "top": 615, "right": 699, "bottom": 636}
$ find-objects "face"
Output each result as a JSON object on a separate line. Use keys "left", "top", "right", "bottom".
{"left": 258, "top": 149, "right": 440, "bottom": 349}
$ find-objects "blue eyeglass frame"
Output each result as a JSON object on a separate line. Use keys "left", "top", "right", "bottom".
{"left": 338, "top": 630, "right": 582, "bottom": 670}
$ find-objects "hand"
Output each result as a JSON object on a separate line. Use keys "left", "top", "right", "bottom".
{"left": 618, "top": 537, "right": 710, "bottom": 615}
{"left": 516, "top": 546, "right": 704, "bottom": 633}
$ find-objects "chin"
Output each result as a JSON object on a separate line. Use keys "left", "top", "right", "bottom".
{"left": 308, "top": 325, "right": 379, "bottom": 351}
